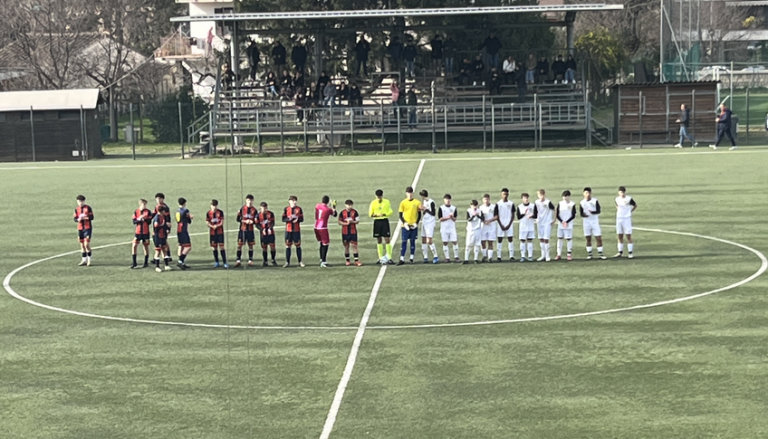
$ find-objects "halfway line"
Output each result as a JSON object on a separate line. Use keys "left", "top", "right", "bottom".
{"left": 318, "top": 158, "right": 426, "bottom": 439}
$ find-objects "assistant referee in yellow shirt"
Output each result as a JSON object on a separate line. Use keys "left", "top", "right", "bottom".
{"left": 369, "top": 189, "right": 394, "bottom": 264}
{"left": 397, "top": 186, "right": 422, "bottom": 265}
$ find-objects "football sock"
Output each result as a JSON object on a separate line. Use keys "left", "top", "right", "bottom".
{"left": 154, "top": 258, "right": 160, "bottom": 268}
{"left": 377, "top": 244, "right": 384, "bottom": 259}
{"left": 236, "top": 250, "right": 242, "bottom": 261}
{"left": 248, "top": 249, "right": 253, "bottom": 261}
{"left": 262, "top": 250, "right": 268, "bottom": 262}
{"left": 464, "top": 246, "right": 470, "bottom": 260}
{"left": 286, "top": 248, "right": 292, "bottom": 263}
{"left": 628, "top": 243, "right": 634, "bottom": 253}
{"left": 520, "top": 242, "right": 526, "bottom": 256}
{"left": 81, "top": 252, "right": 87, "bottom": 260}
{"left": 179, "top": 254, "right": 185, "bottom": 264}
{"left": 508, "top": 242, "right": 514, "bottom": 258}
{"left": 386, "top": 243, "right": 393, "bottom": 259}
{"left": 213, "top": 250, "right": 219, "bottom": 263}
{"left": 320, "top": 245, "right": 328, "bottom": 262}
{"left": 144, "top": 255, "right": 149, "bottom": 265}
{"left": 496, "top": 245, "right": 502, "bottom": 258}
{"left": 597, "top": 246, "right": 604, "bottom": 254}
{"left": 557, "top": 239, "right": 563, "bottom": 256}
{"left": 345, "top": 252, "right": 350, "bottom": 262}
{"left": 539, "top": 243, "right": 544, "bottom": 257}
{"left": 453, "top": 244, "right": 459, "bottom": 258}
{"left": 473, "top": 246, "right": 480, "bottom": 260}
{"left": 220, "top": 250, "right": 227, "bottom": 264}
{"left": 618, "top": 243, "right": 624, "bottom": 253}
{"left": 430, "top": 244, "right": 437, "bottom": 257}
{"left": 400, "top": 240, "right": 407, "bottom": 257}
{"left": 527, "top": 242, "right": 534, "bottom": 258}
{"left": 296, "top": 247, "right": 302, "bottom": 262}
{"left": 567, "top": 240, "right": 573, "bottom": 254}
{"left": 586, "top": 246, "right": 593, "bottom": 254}
{"left": 87, "top": 251, "right": 92, "bottom": 258}
{"left": 443, "top": 245, "right": 450, "bottom": 259}
{"left": 353, "top": 253, "right": 359, "bottom": 261}
{"left": 164, "top": 257, "right": 170, "bottom": 266}
{"left": 270, "top": 248, "right": 276, "bottom": 261}
{"left": 422, "top": 244, "right": 428, "bottom": 259}
{"left": 481, "top": 248, "right": 487, "bottom": 258}
{"left": 132, "top": 254, "right": 137, "bottom": 265}
{"left": 409, "top": 240, "right": 416, "bottom": 256}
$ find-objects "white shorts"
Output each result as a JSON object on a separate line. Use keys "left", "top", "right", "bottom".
{"left": 557, "top": 228, "right": 573, "bottom": 239}
{"left": 537, "top": 224, "right": 552, "bottom": 240}
{"left": 422, "top": 221, "right": 436, "bottom": 238}
{"left": 496, "top": 224, "right": 515, "bottom": 238}
{"left": 466, "top": 230, "right": 481, "bottom": 247}
{"left": 519, "top": 229, "right": 535, "bottom": 241}
{"left": 616, "top": 218, "right": 633, "bottom": 235}
{"left": 583, "top": 220, "right": 602, "bottom": 237}
{"left": 441, "top": 227, "right": 457, "bottom": 243}
{"left": 480, "top": 225, "right": 496, "bottom": 241}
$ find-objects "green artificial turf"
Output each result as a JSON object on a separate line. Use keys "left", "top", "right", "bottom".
{"left": 1, "top": 148, "right": 767, "bottom": 438}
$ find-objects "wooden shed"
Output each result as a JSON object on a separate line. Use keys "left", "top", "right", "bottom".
{"left": 0, "top": 89, "right": 104, "bottom": 162}
{"left": 612, "top": 82, "right": 719, "bottom": 145}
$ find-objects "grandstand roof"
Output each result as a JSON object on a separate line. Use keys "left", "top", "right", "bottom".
{"left": 0, "top": 89, "right": 102, "bottom": 112}
{"left": 170, "top": 4, "right": 624, "bottom": 23}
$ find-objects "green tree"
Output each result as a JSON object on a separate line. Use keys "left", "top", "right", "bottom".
{"left": 147, "top": 85, "right": 208, "bottom": 143}
{"left": 576, "top": 27, "right": 625, "bottom": 103}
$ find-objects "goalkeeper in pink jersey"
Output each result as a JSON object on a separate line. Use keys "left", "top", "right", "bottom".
{"left": 314, "top": 195, "right": 338, "bottom": 267}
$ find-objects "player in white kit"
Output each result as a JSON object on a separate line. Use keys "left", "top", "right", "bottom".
{"left": 479, "top": 194, "right": 499, "bottom": 262}
{"left": 533, "top": 189, "right": 555, "bottom": 262}
{"left": 464, "top": 200, "right": 483, "bottom": 264}
{"left": 555, "top": 190, "right": 577, "bottom": 261}
{"left": 419, "top": 189, "right": 440, "bottom": 264}
{"left": 614, "top": 186, "right": 638, "bottom": 259}
{"left": 495, "top": 188, "right": 516, "bottom": 262}
{"left": 438, "top": 194, "right": 460, "bottom": 263}
{"left": 580, "top": 187, "right": 606, "bottom": 260}
{"left": 516, "top": 193, "right": 536, "bottom": 262}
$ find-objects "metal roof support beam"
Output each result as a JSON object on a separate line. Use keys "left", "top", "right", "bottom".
{"left": 238, "top": 21, "right": 568, "bottom": 36}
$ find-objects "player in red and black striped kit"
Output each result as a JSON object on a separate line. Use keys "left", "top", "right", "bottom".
{"left": 176, "top": 197, "right": 193, "bottom": 269}
{"left": 257, "top": 202, "right": 278, "bottom": 266}
{"left": 282, "top": 196, "right": 305, "bottom": 268}
{"left": 74, "top": 195, "right": 94, "bottom": 266}
{"left": 153, "top": 205, "right": 172, "bottom": 272}
{"left": 338, "top": 200, "right": 362, "bottom": 266}
{"left": 235, "top": 194, "right": 258, "bottom": 267}
{"left": 131, "top": 198, "right": 152, "bottom": 269}
{"left": 154, "top": 193, "right": 173, "bottom": 262}
{"left": 206, "top": 199, "right": 227, "bottom": 268}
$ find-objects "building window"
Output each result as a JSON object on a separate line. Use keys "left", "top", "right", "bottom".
{"left": 58, "top": 110, "right": 81, "bottom": 120}
{"left": 20, "top": 112, "right": 45, "bottom": 121}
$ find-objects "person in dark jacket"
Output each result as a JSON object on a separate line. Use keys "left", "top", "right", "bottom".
{"left": 280, "top": 70, "right": 294, "bottom": 99}
{"left": 349, "top": 83, "right": 363, "bottom": 109}
{"left": 295, "top": 88, "right": 307, "bottom": 123}
{"left": 479, "top": 32, "right": 502, "bottom": 71}
{"left": 271, "top": 41, "right": 287, "bottom": 76}
{"left": 264, "top": 71, "right": 279, "bottom": 99}
{"left": 471, "top": 54, "right": 485, "bottom": 84}
{"left": 355, "top": 36, "right": 371, "bottom": 77}
{"left": 294, "top": 71, "right": 305, "bottom": 90}
{"left": 406, "top": 86, "right": 418, "bottom": 128}
{"left": 674, "top": 104, "right": 697, "bottom": 148}
{"left": 536, "top": 56, "right": 549, "bottom": 84}
{"left": 403, "top": 41, "right": 417, "bottom": 78}
{"left": 515, "top": 64, "right": 527, "bottom": 103}
{"left": 337, "top": 81, "right": 349, "bottom": 106}
{"left": 488, "top": 68, "right": 502, "bottom": 95}
{"left": 291, "top": 41, "right": 307, "bottom": 75}
{"left": 455, "top": 58, "right": 472, "bottom": 85}
{"left": 443, "top": 35, "right": 456, "bottom": 76}
{"left": 246, "top": 41, "right": 261, "bottom": 81}
{"left": 565, "top": 54, "right": 577, "bottom": 83}
{"left": 388, "top": 36, "right": 404, "bottom": 71}
{"left": 552, "top": 55, "right": 567, "bottom": 84}
{"left": 317, "top": 70, "right": 330, "bottom": 100}
{"left": 430, "top": 35, "right": 443, "bottom": 75}
{"left": 710, "top": 104, "right": 737, "bottom": 150}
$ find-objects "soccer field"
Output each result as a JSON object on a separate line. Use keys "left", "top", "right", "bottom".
{"left": 2, "top": 148, "right": 768, "bottom": 439}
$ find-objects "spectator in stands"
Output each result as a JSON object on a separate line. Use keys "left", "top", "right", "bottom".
{"left": 472, "top": 54, "right": 485, "bottom": 85}
{"left": 537, "top": 56, "right": 550, "bottom": 84}
{"left": 403, "top": 41, "right": 417, "bottom": 78}
{"left": 388, "top": 36, "right": 404, "bottom": 71}
{"left": 479, "top": 32, "right": 502, "bottom": 71}
{"left": 294, "top": 71, "right": 305, "bottom": 90}
{"left": 280, "top": 70, "right": 294, "bottom": 99}
{"left": 407, "top": 86, "right": 418, "bottom": 129}
{"left": 295, "top": 88, "right": 307, "bottom": 123}
{"left": 489, "top": 68, "right": 502, "bottom": 95}
{"left": 355, "top": 35, "right": 371, "bottom": 77}
{"left": 455, "top": 58, "right": 471, "bottom": 86}
{"left": 264, "top": 71, "right": 279, "bottom": 99}
{"left": 246, "top": 41, "right": 261, "bottom": 82}
{"left": 337, "top": 81, "right": 350, "bottom": 106}
{"left": 443, "top": 35, "right": 456, "bottom": 76}
{"left": 317, "top": 70, "right": 330, "bottom": 101}
{"left": 503, "top": 55, "right": 516, "bottom": 84}
{"left": 323, "top": 80, "right": 337, "bottom": 106}
{"left": 349, "top": 82, "right": 363, "bottom": 111}
{"left": 565, "top": 54, "right": 577, "bottom": 84}
{"left": 552, "top": 55, "right": 567, "bottom": 84}
{"left": 515, "top": 64, "right": 527, "bottom": 103}
{"left": 525, "top": 54, "right": 536, "bottom": 84}
{"left": 430, "top": 35, "right": 443, "bottom": 75}
{"left": 308, "top": 82, "right": 320, "bottom": 105}
{"left": 291, "top": 41, "right": 307, "bottom": 75}
{"left": 390, "top": 79, "right": 401, "bottom": 116}
{"left": 222, "top": 63, "right": 235, "bottom": 90}
{"left": 272, "top": 41, "right": 287, "bottom": 77}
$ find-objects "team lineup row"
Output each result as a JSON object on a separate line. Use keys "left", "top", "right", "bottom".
{"left": 71, "top": 186, "right": 638, "bottom": 272}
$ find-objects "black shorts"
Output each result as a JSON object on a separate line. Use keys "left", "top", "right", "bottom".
{"left": 284, "top": 231, "right": 301, "bottom": 244}
{"left": 177, "top": 231, "right": 191, "bottom": 247}
{"left": 210, "top": 234, "right": 225, "bottom": 246}
{"left": 342, "top": 233, "right": 358, "bottom": 243}
{"left": 153, "top": 235, "right": 167, "bottom": 249}
{"left": 238, "top": 230, "right": 256, "bottom": 245}
{"left": 260, "top": 234, "right": 276, "bottom": 246}
{"left": 78, "top": 229, "right": 92, "bottom": 242}
{"left": 134, "top": 233, "right": 149, "bottom": 243}
{"left": 373, "top": 220, "right": 390, "bottom": 238}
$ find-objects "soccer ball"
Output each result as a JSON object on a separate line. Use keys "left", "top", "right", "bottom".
{"left": 380, "top": 256, "right": 389, "bottom": 265}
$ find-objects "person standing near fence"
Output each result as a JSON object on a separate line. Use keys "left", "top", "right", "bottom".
{"left": 407, "top": 86, "right": 418, "bottom": 129}
{"left": 674, "top": 104, "right": 697, "bottom": 148}
{"left": 709, "top": 103, "right": 737, "bottom": 151}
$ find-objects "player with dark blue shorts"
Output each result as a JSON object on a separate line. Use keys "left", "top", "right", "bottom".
{"left": 282, "top": 196, "right": 304, "bottom": 268}
{"left": 257, "top": 202, "right": 278, "bottom": 266}
{"left": 152, "top": 206, "right": 172, "bottom": 272}
{"left": 176, "top": 197, "right": 193, "bottom": 269}
{"left": 338, "top": 200, "right": 362, "bottom": 266}
{"left": 131, "top": 198, "right": 152, "bottom": 269}
{"left": 235, "top": 195, "right": 258, "bottom": 267}
{"left": 74, "top": 195, "right": 94, "bottom": 266}
{"left": 206, "top": 199, "right": 227, "bottom": 268}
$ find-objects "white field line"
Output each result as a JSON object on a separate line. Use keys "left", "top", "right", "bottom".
{"left": 1, "top": 148, "right": 766, "bottom": 171}
{"left": 318, "top": 158, "right": 426, "bottom": 439}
